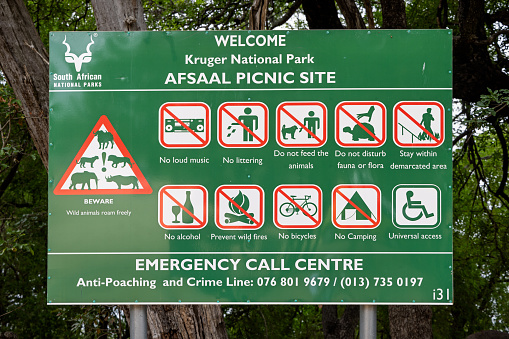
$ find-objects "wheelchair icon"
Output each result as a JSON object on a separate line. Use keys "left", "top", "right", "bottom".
{"left": 402, "top": 190, "right": 435, "bottom": 221}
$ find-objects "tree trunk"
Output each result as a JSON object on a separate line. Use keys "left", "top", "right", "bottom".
{"left": 0, "top": 0, "right": 49, "bottom": 169}
{"left": 90, "top": 1, "right": 227, "bottom": 337}
{"left": 322, "top": 305, "right": 359, "bottom": 339}
{"left": 249, "top": 0, "right": 269, "bottom": 30}
{"left": 380, "top": 0, "right": 407, "bottom": 29}
{"left": 302, "top": 0, "right": 344, "bottom": 29}
{"left": 335, "top": 0, "right": 365, "bottom": 29}
{"left": 388, "top": 305, "right": 433, "bottom": 339}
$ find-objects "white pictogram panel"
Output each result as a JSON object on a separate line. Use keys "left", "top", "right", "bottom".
{"left": 336, "top": 101, "right": 386, "bottom": 147}
{"left": 215, "top": 185, "right": 264, "bottom": 230}
{"left": 159, "top": 185, "right": 208, "bottom": 229}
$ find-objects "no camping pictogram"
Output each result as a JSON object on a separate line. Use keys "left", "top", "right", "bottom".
{"left": 53, "top": 115, "right": 151, "bottom": 195}
{"left": 274, "top": 185, "right": 322, "bottom": 229}
{"left": 218, "top": 102, "right": 268, "bottom": 148}
{"left": 159, "top": 102, "right": 210, "bottom": 148}
{"left": 158, "top": 185, "right": 207, "bottom": 229}
{"left": 336, "top": 101, "right": 386, "bottom": 147}
{"left": 276, "top": 102, "right": 327, "bottom": 148}
{"left": 394, "top": 101, "right": 445, "bottom": 147}
{"left": 332, "top": 184, "right": 381, "bottom": 229}
{"left": 215, "top": 185, "right": 264, "bottom": 230}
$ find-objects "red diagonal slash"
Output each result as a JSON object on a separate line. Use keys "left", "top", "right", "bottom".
{"left": 221, "top": 107, "right": 263, "bottom": 144}
{"left": 219, "top": 190, "right": 260, "bottom": 226}
{"left": 163, "top": 190, "right": 204, "bottom": 226}
{"left": 340, "top": 106, "right": 382, "bottom": 144}
{"left": 280, "top": 107, "right": 322, "bottom": 143}
{"left": 277, "top": 189, "right": 319, "bottom": 224}
{"left": 335, "top": 189, "right": 377, "bottom": 226}
{"left": 397, "top": 106, "right": 440, "bottom": 143}
{"left": 163, "top": 107, "right": 206, "bottom": 145}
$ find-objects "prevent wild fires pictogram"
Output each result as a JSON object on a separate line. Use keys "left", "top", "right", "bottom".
{"left": 53, "top": 115, "right": 151, "bottom": 195}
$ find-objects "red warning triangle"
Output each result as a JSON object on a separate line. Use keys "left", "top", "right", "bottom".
{"left": 54, "top": 115, "right": 152, "bottom": 195}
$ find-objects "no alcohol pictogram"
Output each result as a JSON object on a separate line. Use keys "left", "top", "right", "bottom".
{"left": 394, "top": 101, "right": 445, "bottom": 147}
{"left": 336, "top": 101, "right": 386, "bottom": 147}
{"left": 218, "top": 102, "right": 268, "bottom": 148}
{"left": 215, "top": 185, "right": 264, "bottom": 230}
{"left": 158, "top": 185, "right": 208, "bottom": 229}
{"left": 159, "top": 102, "right": 210, "bottom": 148}
{"left": 274, "top": 185, "right": 322, "bottom": 229}
{"left": 332, "top": 184, "right": 381, "bottom": 229}
{"left": 276, "top": 102, "right": 327, "bottom": 148}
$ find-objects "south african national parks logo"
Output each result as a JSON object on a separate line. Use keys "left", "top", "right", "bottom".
{"left": 62, "top": 35, "right": 94, "bottom": 72}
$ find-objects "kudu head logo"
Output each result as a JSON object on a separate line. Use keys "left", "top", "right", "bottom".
{"left": 62, "top": 35, "right": 94, "bottom": 72}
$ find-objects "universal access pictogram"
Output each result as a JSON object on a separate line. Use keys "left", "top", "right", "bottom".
{"left": 276, "top": 102, "right": 327, "bottom": 148}
{"left": 215, "top": 185, "right": 264, "bottom": 230}
{"left": 336, "top": 101, "right": 386, "bottom": 147}
{"left": 159, "top": 102, "right": 211, "bottom": 148}
{"left": 332, "top": 184, "right": 381, "bottom": 229}
{"left": 158, "top": 185, "right": 208, "bottom": 229}
{"left": 394, "top": 101, "right": 445, "bottom": 147}
{"left": 218, "top": 102, "right": 268, "bottom": 148}
{"left": 54, "top": 115, "right": 151, "bottom": 195}
{"left": 392, "top": 184, "right": 441, "bottom": 229}
{"left": 274, "top": 185, "right": 322, "bottom": 229}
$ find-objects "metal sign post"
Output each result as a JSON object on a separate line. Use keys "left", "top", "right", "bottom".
{"left": 359, "top": 305, "right": 377, "bottom": 339}
{"left": 130, "top": 305, "right": 147, "bottom": 339}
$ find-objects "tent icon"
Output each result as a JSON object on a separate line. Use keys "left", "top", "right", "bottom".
{"left": 332, "top": 184, "right": 381, "bottom": 229}
{"left": 337, "top": 191, "right": 374, "bottom": 221}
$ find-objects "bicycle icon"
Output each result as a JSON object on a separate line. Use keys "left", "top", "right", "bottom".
{"left": 279, "top": 195, "right": 318, "bottom": 217}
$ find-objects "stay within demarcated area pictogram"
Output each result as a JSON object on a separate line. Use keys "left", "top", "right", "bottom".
{"left": 392, "top": 184, "right": 441, "bottom": 229}
{"left": 274, "top": 185, "right": 322, "bottom": 229}
{"left": 215, "top": 185, "right": 264, "bottom": 230}
{"left": 54, "top": 115, "right": 151, "bottom": 195}
{"left": 159, "top": 102, "right": 210, "bottom": 148}
{"left": 332, "top": 184, "right": 381, "bottom": 229}
{"left": 336, "top": 101, "right": 386, "bottom": 147}
{"left": 393, "top": 101, "right": 445, "bottom": 147}
{"left": 276, "top": 102, "right": 327, "bottom": 148}
{"left": 218, "top": 102, "right": 268, "bottom": 148}
{"left": 158, "top": 185, "right": 207, "bottom": 229}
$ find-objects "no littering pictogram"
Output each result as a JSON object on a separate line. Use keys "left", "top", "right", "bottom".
{"left": 336, "top": 101, "right": 386, "bottom": 147}
{"left": 332, "top": 184, "right": 381, "bottom": 229}
{"left": 159, "top": 102, "right": 210, "bottom": 148}
{"left": 276, "top": 102, "right": 327, "bottom": 148}
{"left": 394, "top": 101, "right": 445, "bottom": 147}
{"left": 218, "top": 102, "right": 268, "bottom": 148}
{"left": 159, "top": 185, "right": 208, "bottom": 229}
{"left": 215, "top": 185, "right": 264, "bottom": 230}
{"left": 274, "top": 185, "right": 322, "bottom": 229}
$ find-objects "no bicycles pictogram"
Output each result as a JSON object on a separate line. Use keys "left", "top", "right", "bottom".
{"left": 274, "top": 185, "right": 322, "bottom": 229}
{"left": 159, "top": 102, "right": 210, "bottom": 148}
{"left": 336, "top": 101, "right": 386, "bottom": 147}
{"left": 332, "top": 184, "right": 381, "bottom": 229}
{"left": 215, "top": 185, "right": 264, "bottom": 230}
{"left": 276, "top": 102, "right": 327, "bottom": 148}
{"left": 158, "top": 185, "right": 208, "bottom": 229}
{"left": 218, "top": 102, "right": 268, "bottom": 148}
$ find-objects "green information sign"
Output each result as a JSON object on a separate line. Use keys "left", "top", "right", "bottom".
{"left": 48, "top": 30, "right": 453, "bottom": 305}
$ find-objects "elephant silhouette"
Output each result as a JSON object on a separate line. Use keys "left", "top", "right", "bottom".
{"left": 69, "top": 171, "right": 98, "bottom": 190}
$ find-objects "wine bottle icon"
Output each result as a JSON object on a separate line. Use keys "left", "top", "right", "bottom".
{"left": 182, "top": 190, "right": 195, "bottom": 224}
